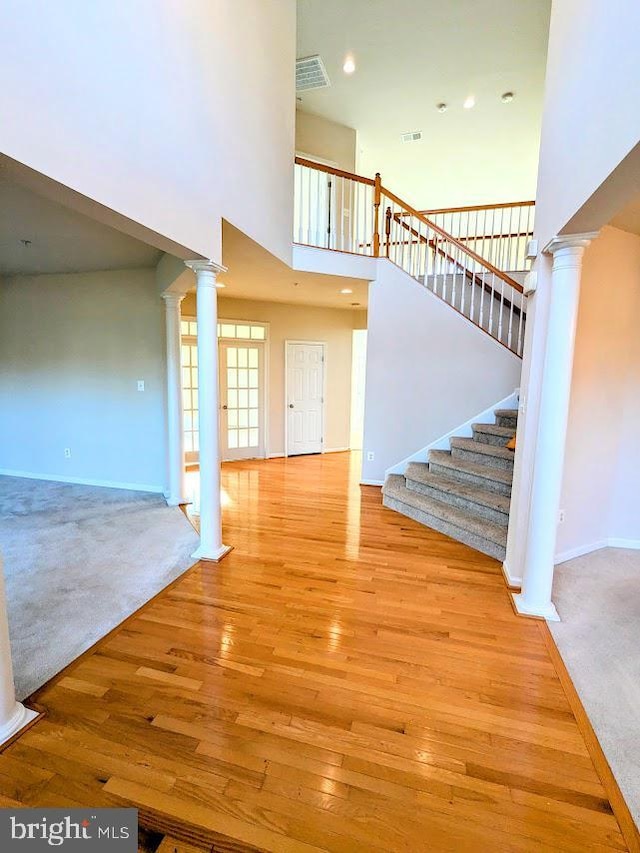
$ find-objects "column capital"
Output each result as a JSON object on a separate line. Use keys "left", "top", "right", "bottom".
{"left": 543, "top": 232, "right": 599, "bottom": 256}
{"left": 185, "top": 259, "right": 227, "bottom": 278}
{"left": 161, "top": 291, "right": 186, "bottom": 306}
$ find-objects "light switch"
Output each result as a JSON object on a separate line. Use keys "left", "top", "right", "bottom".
{"left": 137, "top": 380, "right": 145, "bottom": 392}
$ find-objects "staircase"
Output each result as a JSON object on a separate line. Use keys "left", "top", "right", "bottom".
{"left": 382, "top": 407, "right": 518, "bottom": 560}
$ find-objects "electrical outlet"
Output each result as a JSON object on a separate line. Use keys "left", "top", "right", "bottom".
{"left": 64, "top": 448, "right": 71, "bottom": 458}
{"left": 558, "top": 509, "right": 565, "bottom": 524}
{"left": 137, "top": 380, "right": 145, "bottom": 392}
{"left": 366, "top": 451, "right": 375, "bottom": 462}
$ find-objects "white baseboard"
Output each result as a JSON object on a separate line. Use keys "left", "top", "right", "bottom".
{"left": 361, "top": 478, "right": 384, "bottom": 487}
{"left": 267, "top": 448, "right": 350, "bottom": 459}
{"left": 607, "top": 538, "right": 640, "bottom": 550}
{"left": 385, "top": 389, "right": 520, "bottom": 477}
{"left": 552, "top": 537, "right": 640, "bottom": 565}
{"left": 0, "top": 468, "right": 165, "bottom": 494}
{"left": 501, "top": 561, "right": 522, "bottom": 589}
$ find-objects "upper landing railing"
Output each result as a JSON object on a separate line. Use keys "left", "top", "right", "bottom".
{"left": 293, "top": 157, "right": 530, "bottom": 357}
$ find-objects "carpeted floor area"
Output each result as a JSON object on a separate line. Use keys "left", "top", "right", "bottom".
{"left": 0, "top": 475, "right": 200, "bottom": 700}
{"left": 551, "top": 547, "right": 640, "bottom": 827}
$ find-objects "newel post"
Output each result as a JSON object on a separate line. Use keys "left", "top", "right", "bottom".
{"left": 373, "top": 172, "right": 381, "bottom": 257}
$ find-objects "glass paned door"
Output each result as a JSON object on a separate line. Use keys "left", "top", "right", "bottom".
{"left": 180, "top": 336, "right": 199, "bottom": 464}
{"left": 220, "top": 342, "right": 265, "bottom": 461}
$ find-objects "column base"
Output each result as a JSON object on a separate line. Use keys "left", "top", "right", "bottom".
{"left": 501, "top": 560, "right": 522, "bottom": 590}
{"left": 0, "top": 703, "right": 40, "bottom": 749}
{"left": 511, "top": 592, "right": 560, "bottom": 622}
{"left": 191, "top": 544, "right": 233, "bottom": 563}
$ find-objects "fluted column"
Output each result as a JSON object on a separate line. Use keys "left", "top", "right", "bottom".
{"left": 163, "top": 292, "right": 188, "bottom": 506}
{"left": 0, "top": 552, "right": 38, "bottom": 745}
{"left": 185, "top": 260, "right": 231, "bottom": 562}
{"left": 512, "top": 233, "right": 597, "bottom": 620}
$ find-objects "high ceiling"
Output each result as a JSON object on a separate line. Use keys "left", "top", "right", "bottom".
{"left": 297, "top": 0, "right": 551, "bottom": 209}
{"left": 0, "top": 177, "right": 161, "bottom": 275}
{"left": 221, "top": 223, "right": 369, "bottom": 310}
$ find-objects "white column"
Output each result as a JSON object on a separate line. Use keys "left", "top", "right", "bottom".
{"left": 163, "top": 292, "right": 188, "bottom": 506}
{"left": 512, "top": 233, "right": 597, "bottom": 621}
{"left": 0, "top": 552, "right": 38, "bottom": 745}
{"left": 185, "top": 260, "right": 231, "bottom": 562}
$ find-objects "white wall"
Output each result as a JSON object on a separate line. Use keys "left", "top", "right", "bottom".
{"left": 295, "top": 111, "right": 357, "bottom": 172}
{"left": 362, "top": 261, "right": 522, "bottom": 483}
{"left": 0, "top": 269, "right": 167, "bottom": 491}
{"left": 534, "top": 0, "right": 640, "bottom": 249}
{"left": 556, "top": 227, "right": 640, "bottom": 558}
{"left": 0, "top": 0, "right": 295, "bottom": 264}
{"left": 507, "top": 0, "right": 640, "bottom": 582}
{"left": 182, "top": 294, "right": 360, "bottom": 456}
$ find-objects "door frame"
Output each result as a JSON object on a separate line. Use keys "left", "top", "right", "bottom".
{"left": 219, "top": 338, "right": 268, "bottom": 462}
{"left": 284, "top": 340, "right": 327, "bottom": 458}
{"left": 179, "top": 316, "right": 271, "bottom": 463}
{"left": 219, "top": 318, "right": 270, "bottom": 462}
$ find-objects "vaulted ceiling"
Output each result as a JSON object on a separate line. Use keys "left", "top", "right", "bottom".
{"left": 297, "top": 0, "right": 551, "bottom": 209}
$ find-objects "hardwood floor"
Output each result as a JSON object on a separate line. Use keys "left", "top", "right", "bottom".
{"left": 0, "top": 451, "right": 629, "bottom": 851}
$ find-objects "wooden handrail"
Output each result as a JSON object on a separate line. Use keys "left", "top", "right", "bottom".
{"left": 390, "top": 211, "right": 524, "bottom": 317}
{"left": 420, "top": 200, "right": 535, "bottom": 215}
{"left": 294, "top": 156, "right": 375, "bottom": 187}
{"left": 381, "top": 186, "right": 524, "bottom": 293}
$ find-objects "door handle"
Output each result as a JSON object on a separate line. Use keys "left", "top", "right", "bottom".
{"left": 289, "top": 403, "right": 294, "bottom": 409}
{"left": 222, "top": 405, "right": 228, "bottom": 410}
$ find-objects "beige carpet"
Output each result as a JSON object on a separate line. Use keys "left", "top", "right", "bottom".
{"left": 0, "top": 475, "right": 200, "bottom": 700}
{"left": 550, "top": 547, "right": 640, "bottom": 827}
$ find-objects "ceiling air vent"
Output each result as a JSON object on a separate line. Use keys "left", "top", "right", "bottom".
{"left": 401, "top": 131, "right": 423, "bottom": 143}
{"left": 296, "top": 55, "right": 331, "bottom": 92}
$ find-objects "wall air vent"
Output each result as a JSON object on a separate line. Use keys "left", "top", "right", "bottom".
{"left": 401, "top": 131, "right": 423, "bottom": 143}
{"left": 296, "top": 55, "right": 331, "bottom": 92}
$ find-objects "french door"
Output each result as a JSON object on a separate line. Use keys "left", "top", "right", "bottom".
{"left": 220, "top": 341, "right": 266, "bottom": 461}
{"left": 286, "top": 342, "right": 325, "bottom": 456}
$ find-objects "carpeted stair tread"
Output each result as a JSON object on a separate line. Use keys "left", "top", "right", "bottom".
{"left": 450, "top": 436, "right": 515, "bottom": 465}
{"left": 428, "top": 450, "right": 513, "bottom": 490}
{"left": 383, "top": 475, "right": 506, "bottom": 559}
{"left": 405, "top": 463, "right": 511, "bottom": 516}
{"left": 472, "top": 423, "right": 515, "bottom": 439}
{"left": 494, "top": 409, "right": 519, "bottom": 420}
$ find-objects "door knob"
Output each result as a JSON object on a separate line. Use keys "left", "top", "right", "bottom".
{"left": 289, "top": 403, "right": 294, "bottom": 409}
{"left": 222, "top": 405, "right": 228, "bottom": 410}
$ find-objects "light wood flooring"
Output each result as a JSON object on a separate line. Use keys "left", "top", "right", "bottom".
{"left": 0, "top": 452, "right": 631, "bottom": 852}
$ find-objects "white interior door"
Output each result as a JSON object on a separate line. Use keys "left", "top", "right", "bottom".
{"left": 286, "top": 342, "right": 325, "bottom": 456}
{"left": 220, "top": 341, "right": 265, "bottom": 461}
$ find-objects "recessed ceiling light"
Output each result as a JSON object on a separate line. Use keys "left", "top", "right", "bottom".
{"left": 501, "top": 91, "right": 514, "bottom": 103}
{"left": 463, "top": 95, "right": 476, "bottom": 109}
{"left": 340, "top": 288, "right": 353, "bottom": 294}
{"left": 436, "top": 102, "right": 448, "bottom": 113}
{"left": 343, "top": 56, "right": 356, "bottom": 75}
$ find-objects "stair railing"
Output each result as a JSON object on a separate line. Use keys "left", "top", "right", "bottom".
{"left": 293, "top": 157, "right": 527, "bottom": 356}
{"left": 417, "top": 201, "right": 535, "bottom": 272}
{"left": 294, "top": 157, "right": 378, "bottom": 254}
{"left": 380, "top": 187, "right": 526, "bottom": 356}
